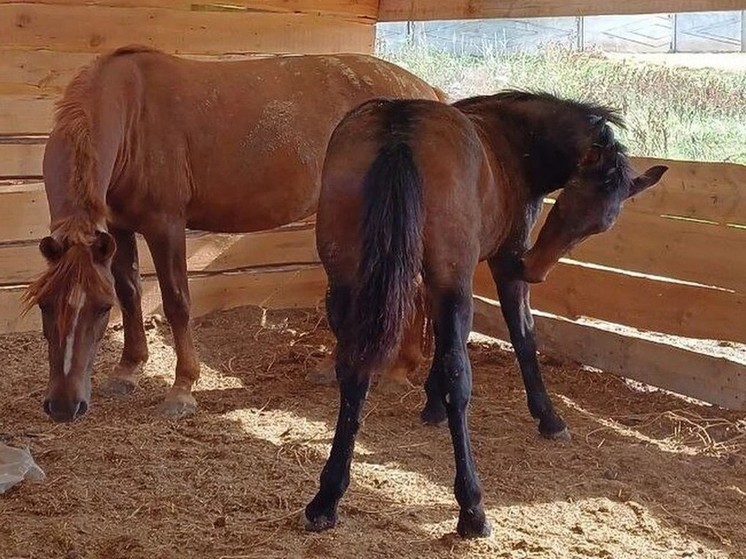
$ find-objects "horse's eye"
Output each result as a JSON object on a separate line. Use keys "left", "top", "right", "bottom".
{"left": 96, "top": 305, "right": 113, "bottom": 317}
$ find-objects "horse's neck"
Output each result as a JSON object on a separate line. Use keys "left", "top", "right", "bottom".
{"left": 470, "top": 114, "right": 550, "bottom": 252}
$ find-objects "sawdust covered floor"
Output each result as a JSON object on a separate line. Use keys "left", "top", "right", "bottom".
{"left": 1, "top": 306, "right": 745, "bottom": 559}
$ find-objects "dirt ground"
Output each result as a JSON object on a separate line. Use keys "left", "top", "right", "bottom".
{"left": 1, "top": 305, "right": 744, "bottom": 559}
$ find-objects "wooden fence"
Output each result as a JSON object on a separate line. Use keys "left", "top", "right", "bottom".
{"left": 1, "top": 0, "right": 745, "bottom": 412}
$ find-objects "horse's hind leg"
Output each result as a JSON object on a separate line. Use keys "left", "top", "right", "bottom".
{"left": 145, "top": 222, "right": 200, "bottom": 418}
{"left": 428, "top": 287, "right": 490, "bottom": 538}
{"left": 101, "top": 227, "right": 149, "bottom": 397}
{"left": 304, "top": 282, "right": 370, "bottom": 531}
{"left": 488, "top": 256, "right": 569, "bottom": 440}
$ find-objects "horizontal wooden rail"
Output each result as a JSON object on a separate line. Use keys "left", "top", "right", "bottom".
{"left": 0, "top": 5, "right": 373, "bottom": 55}
{"left": 0, "top": 263, "right": 327, "bottom": 334}
{"left": 472, "top": 297, "right": 746, "bottom": 411}
{"left": 0, "top": 225, "right": 319, "bottom": 287}
{"left": 474, "top": 261, "right": 746, "bottom": 343}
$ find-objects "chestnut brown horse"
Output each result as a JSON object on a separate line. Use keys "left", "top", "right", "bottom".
{"left": 23, "top": 45, "right": 442, "bottom": 423}
{"left": 304, "top": 92, "right": 666, "bottom": 537}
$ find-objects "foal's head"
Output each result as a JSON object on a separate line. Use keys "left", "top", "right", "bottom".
{"left": 25, "top": 221, "right": 116, "bottom": 422}
{"left": 516, "top": 95, "right": 667, "bottom": 282}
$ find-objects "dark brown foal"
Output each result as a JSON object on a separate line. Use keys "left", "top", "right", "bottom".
{"left": 305, "top": 93, "right": 666, "bottom": 537}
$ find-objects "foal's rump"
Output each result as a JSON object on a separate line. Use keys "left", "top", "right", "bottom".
{"left": 317, "top": 99, "right": 484, "bottom": 375}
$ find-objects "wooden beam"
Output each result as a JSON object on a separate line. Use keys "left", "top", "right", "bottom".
{"left": 0, "top": 264, "right": 327, "bottom": 334}
{"left": 564, "top": 206, "right": 746, "bottom": 294}
{"left": 0, "top": 5, "right": 374, "bottom": 55}
{"left": 0, "top": 1, "right": 379, "bottom": 21}
{"left": 0, "top": 96, "right": 56, "bottom": 135}
{"left": 473, "top": 261, "right": 746, "bottom": 343}
{"left": 0, "top": 226, "right": 320, "bottom": 287}
{"left": 472, "top": 297, "right": 746, "bottom": 411}
{"left": 0, "top": 142, "right": 44, "bottom": 178}
{"left": 625, "top": 158, "right": 746, "bottom": 226}
{"left": 378, "top": 0, "right": 746, "bottom": 21}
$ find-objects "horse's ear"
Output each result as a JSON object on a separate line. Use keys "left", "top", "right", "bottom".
{"left": 39, "top": 236, "right": 64, "bottom": 263}
{"left": 628, "top": 165, "right": 668, "bottom": 198}
{"left": 92, "top": 230, "right": 116, "bottom": 263}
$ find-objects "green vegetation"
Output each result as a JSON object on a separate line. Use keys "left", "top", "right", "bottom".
{"left": 379, "top": 45, "right": 746, "bottom": 164}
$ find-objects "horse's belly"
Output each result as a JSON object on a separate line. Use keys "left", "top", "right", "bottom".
{"left": 186, "top": 174, "right": 319, "bottom": 233}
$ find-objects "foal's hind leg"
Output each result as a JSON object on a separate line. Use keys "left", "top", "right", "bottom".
{"left": 102, "top": 228, "right": 149, "bottom": 397}
{"left": 488, "top": 256, "right": 569, "bottom": 440}
{"left": 145, "top": 222, "right": 200, "bottom": 418}
{"left": 428, "top": 288, "right": 490, "bottom": 538}
{"left": 304, "top": 283, "right": 370, "bottom": 530}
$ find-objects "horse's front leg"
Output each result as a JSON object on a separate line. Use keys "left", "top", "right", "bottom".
{"left": 145, "top": 221, "right": 200, "bottom": 418}
{"left": 101, "top": 227, "right": 149, "bottom": 397}
{"left": 487, "top": 255, "right": 569, "bottom": 440}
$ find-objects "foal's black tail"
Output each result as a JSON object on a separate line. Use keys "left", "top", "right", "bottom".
{"left": 341, "top": 136, "right": 424, "bottom": 378}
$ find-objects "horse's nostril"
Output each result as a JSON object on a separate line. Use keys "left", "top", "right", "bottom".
{"left": 43, "top": 399, "right": 53, "bottom": 417}
{"left": 75, "top": 400, "right": 89, "bottom": 418}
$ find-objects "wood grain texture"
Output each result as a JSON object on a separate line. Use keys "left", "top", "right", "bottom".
{"left": 473, "top": 261, "right": 746, "bottom": 343}
{"left": 0, "top": 5, "right": 374, "bottom": 55}
{"left": 0, "top": 264, "right": 327, "bottom": 334}
{"left": 378, "top": 0, "right": 746, "bottom": 21}
{"left": 0, "top": 1, "right": 379, "bottom": 20}
{"left": 0, "top": 225, "right": 319, "bottom": 286}
{"left": 472, "top": 297, "right": 746, "bottom": 411}
{"left": 0, "top": 142, "right": 44, "bottom": 177}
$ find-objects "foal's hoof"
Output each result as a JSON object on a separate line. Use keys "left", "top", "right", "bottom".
{"left": 538, "top": 415, "right": 571, "bottom": 441}
{"left": 301, "top": 507, "right": 337, "bottom": 532}
{"left": 420, "top": 403, "right": 447, "bottom": 426}
{"left": 157, "top": 391, "right": 198, "bottom": 419}
{"left": 100, "top": 376, "right": 138, "bottom": 398}
{"left": 543, "top": 427, "right": 572, "bottom": 442}
{"left": 457, "top": 509, "right": 492, "bottom": 539}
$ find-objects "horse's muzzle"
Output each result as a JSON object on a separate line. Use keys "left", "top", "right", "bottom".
{"left": 43, "top": 398, "right": 89, "bottom": 423}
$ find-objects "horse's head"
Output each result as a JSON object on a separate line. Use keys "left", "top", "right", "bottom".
{"left": 25, "top": 228, "right": 116, "bottom": 422}
{"left": 521, "top": 118, "right": 667, "bottom": 283}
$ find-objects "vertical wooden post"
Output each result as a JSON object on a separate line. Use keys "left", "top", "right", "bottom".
{"left": 671, "top": 12, "right": 678, "bottom": 52}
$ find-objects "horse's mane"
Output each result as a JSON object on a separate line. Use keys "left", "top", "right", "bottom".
{"left": 52, "top": 44, "right": 158, "bottom": 225}
{"left": 457, "top": 89, "right": 626, "bottom": 129}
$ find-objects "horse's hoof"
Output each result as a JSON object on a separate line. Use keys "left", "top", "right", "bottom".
{"left": 156, "top": 392, "right": 197, "bottom": 419}
{"left": 457, "top": 510, "right": 492, "bottom": 539}
{"left": 100, "top": 376, "right": 138, "bottom": 398}
{"left": 543, "top": 427, "right": 572, "bottom": 442}
{"left": 538, "top": 415, "right": 571, "bottom": 441}
{"left": 302, "top": 508, "right": 337, "bottom": 532}
{"left": 420, "top": 404, "right": 447, "bottom": 426}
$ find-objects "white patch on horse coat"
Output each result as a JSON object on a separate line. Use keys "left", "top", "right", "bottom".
{"left": 63, "top": 285, "right": 86, "bottom": 377}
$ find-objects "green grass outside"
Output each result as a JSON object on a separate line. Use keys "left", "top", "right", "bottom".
{"left": 378, "top": 45, "right": 746, "bottom": 164}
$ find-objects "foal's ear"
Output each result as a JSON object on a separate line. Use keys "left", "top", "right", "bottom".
{"left": 92, "top": 230, "right": 116, "bottom": 263}
{"left": 628, "top": 165, "right": 668, "bottom": 198}
{"left": 39, "top": 236, "right": 64, "bottom": 263}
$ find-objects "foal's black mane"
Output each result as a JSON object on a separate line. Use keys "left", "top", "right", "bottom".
{"left": 454, "top": 90, "right": 630, "bottom": 196}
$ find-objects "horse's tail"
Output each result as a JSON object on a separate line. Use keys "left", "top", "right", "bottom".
{"left": 341, "top": 135, "right": 424, "bottom": 378}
